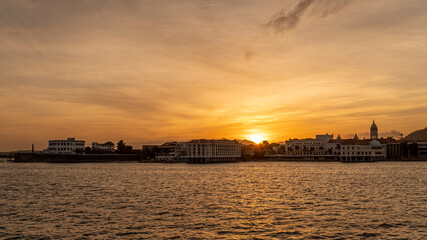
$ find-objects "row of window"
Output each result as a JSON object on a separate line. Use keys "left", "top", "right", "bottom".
{"left": 49, "top": 147, "right": 76, "bottom": 151}
{"left": 50, "top": 142, "right": 84, "bottom": 146}
{"left": 341, "top": 152, "right": 372, "bottom": 156}
{"left": 289, "top": 142, "right": 323, "bottom": 145}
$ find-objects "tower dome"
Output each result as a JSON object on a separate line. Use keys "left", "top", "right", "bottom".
{"left": 370, "top": 120, "right": 378, "bottom": 139}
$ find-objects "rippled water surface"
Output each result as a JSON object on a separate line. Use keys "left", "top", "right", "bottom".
{"left": 1, "top": 161, "right": 426, "bottom": 239}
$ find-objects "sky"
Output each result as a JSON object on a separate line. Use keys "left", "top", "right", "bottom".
{"left": 1, "top": 0, "right": 427, "bottom": 151}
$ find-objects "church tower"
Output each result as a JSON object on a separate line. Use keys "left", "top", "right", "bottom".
{"left": 370, "top": 120, "right": 378, "bottom": 139}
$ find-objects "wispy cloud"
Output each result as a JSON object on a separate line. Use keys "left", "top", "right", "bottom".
{"left": 264, "top": 0, "right": 354, "bottom": 33}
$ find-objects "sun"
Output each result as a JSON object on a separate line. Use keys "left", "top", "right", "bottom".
{"left": 250, "top": 134, "right": 265, "bottom": 144}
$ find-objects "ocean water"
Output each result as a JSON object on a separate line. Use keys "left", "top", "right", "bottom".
{"left": 0, "top": 161, "right": 426, "bottom": 239}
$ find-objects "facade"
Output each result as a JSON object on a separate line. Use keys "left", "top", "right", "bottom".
{"left": 92, "top": 142, "right": 115, "bottom": 153}
{"left": 419, "top": 142, "right": 427, "bottom": 156}
{"left": 181, "top": 139, "right": 241, "bottom": 163}
{"left": 155, "top": 142, "right": 185, "bottom": 161}
{"left": 43, "top": 138, "right": 85, "bottom": 155}
{"left": 377, "top": 138, "right": 404, "bottom": 160}
{"left": 286, "top": 134, "right": 333, "bottom": 155}
{"left": 404, "top": 141, "right": 427, "bottom": 160}
{"left": 241, "top": 145, "right": 255, "bottom": 158}
{"left": 329, "top": 139, "right": 386, "bottom": 162}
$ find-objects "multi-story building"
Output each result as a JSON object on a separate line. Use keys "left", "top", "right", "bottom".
{"left": 377, "top": 138, "right": 404, "bottom": 160}
{"left": 181, "top": 139, "right": 241, "bottom": 163}
{"left": 285, "top": 134, "right": 333, "bottom": 155}
{"left": 155, "top": 142, "right": 185, "bottom": 161}
{"left": 329, "top": 139, "right": 386, "bottom": 162}
{"left": 43, "top": 138, "right": 85, "bottom": 155}
{"left": 92, "top": 142, "right": 115, "bottom": 153}
{"left": 404, "top": 141, "right": 427, "bottom": 160}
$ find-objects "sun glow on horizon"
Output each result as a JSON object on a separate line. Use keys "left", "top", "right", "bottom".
{"left": 250, "top": 134, "right": 266, "bottom": 144}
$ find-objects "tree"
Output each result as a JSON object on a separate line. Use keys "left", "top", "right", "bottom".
{"left": 117, "top": 140, "right": 135, "bottom": 154}
{"left": 84, "top": 147, "right": 92, "bottom": 154}
{"left": 117, "top": 140, "right": 126, "bottom": 153}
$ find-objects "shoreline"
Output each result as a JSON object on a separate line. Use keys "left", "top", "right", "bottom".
{"left": 8, "top": 154, "right": 426, "bottom": 164}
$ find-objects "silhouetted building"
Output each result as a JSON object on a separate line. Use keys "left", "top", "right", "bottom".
{"left": 92, "top": 142, "right": 115, "bottom": 153}
{"left": 141, "top": 145, "right": 160, "bottom": 160}
{"left": 403, "top": 141, "right": 427, "bottom": 160}
{"left": 43, "top": 138, "right": 85, "bottom": 155}
{"left": 377, "top": 138, "right": 404, "bottom": 160}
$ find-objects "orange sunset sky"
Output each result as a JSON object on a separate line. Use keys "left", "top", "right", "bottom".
{"left": 1, "top": 0, "right": 427, "bottom": 151}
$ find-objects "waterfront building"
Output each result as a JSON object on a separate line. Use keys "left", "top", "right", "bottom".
{"left": 285, "top": 134, "right": 333, "bottom": 155}
{"left": 92, "top": 142, "right": 115, "bottom": 153}
{"left": 155, "top": 142, "right": 185, "bottom": 161}
{"left": 404, "top": 141, "right": 427, "bottom": 160}
{"left": 377, "top": 138, "right": 404, "bottom": 160}
{"left": 241, "top": 145, "right": 255, "bottom": 157}
{"left": 141, "top": 144, "right": 160, "bottom": 160}
{"left": 329, "top": 139, "right": 386, "bottom": 162}
{"left": 43, "top": 138, "right": 85, "bottom": 155}
{"left": 181, "top": 139, "right": 241, "bottom": 163}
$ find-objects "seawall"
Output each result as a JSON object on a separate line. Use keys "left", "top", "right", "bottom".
{"left": 14, "top": 153, "right": 141, "bottom": 163}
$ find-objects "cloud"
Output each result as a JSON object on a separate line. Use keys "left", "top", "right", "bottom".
{"left": 380, "top": 130, "right": 403, "bottom": 138}
{"left": 264, "top": 0, "right": 354, "bottom": 33}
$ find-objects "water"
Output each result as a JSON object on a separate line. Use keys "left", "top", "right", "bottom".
{"left": 0, "top": 161, "right": 426, "bottom": 239}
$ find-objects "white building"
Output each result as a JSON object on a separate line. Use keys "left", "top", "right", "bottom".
{"left": 285, "top": 134, "right": 333, "bottom": 155}
{"left": 182, "top": 139, "right": 241, "bottom": 163}
{"left": 43, "top": 138, "right": 85, "bottom": 155}
{"left": 329, "top": 139, "right": 386, "bottom": 162}
{"left": 92, "top": 142, "right": 115, "bottom": 153}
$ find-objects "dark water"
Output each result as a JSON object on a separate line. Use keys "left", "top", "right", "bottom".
{"left": 0, "top": 161, "right": 426, "bottom": 239}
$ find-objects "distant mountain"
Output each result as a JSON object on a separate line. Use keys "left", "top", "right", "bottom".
{"left": 237, "top": 139, "right": 256, "bottom": 146}
{"left": 404, "top": 127, "right": 427, "bottom": 141}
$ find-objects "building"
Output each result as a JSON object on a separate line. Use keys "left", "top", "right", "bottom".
{"left": 43, "top": 138, "right": 85, "bottom": 155}
{"left": 377, "top": 138, "right": 404, "bottom": 160}
{"left": 181, "top": 139, "right": 241, "bottom": 163}
{"left": 329, "top": 139, "right": 386, "bottom": 162}
{"left": 370, "top": 120, "right": 378, "bottom": 139}
{"left": 141, "top": 145, "right": 160, "bottom": 160}
{"left": 92, "top": 142, "right": 115, "bottom": 153}
{"left": 403, "top": 141, "right": 427, "bottom": 160}
{"left": 241, "top": 145, "right": 255, "bottom": 158}
{"left": 155, "top": 142, "right": 185, "bottom": 161}
{"left": 285, "top": 134, "right": 333, "bottom": 155}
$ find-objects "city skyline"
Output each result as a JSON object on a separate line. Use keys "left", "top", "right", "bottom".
{"left": 4, "top": 120, "right": 421, "bottom": 152}
{"left": 1, "top": 0, "right": 427, "bottom": 151}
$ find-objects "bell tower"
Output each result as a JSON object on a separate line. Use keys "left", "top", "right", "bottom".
{"left": 370, "top": 120, "right": 378, "bottom": 139}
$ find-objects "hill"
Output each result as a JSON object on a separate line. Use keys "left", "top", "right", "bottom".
{"left": 404, "top": 127, "right": 427, "bottom": 141}
{"left": 237, "top": 139, "right": 256, "bottom": 146}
